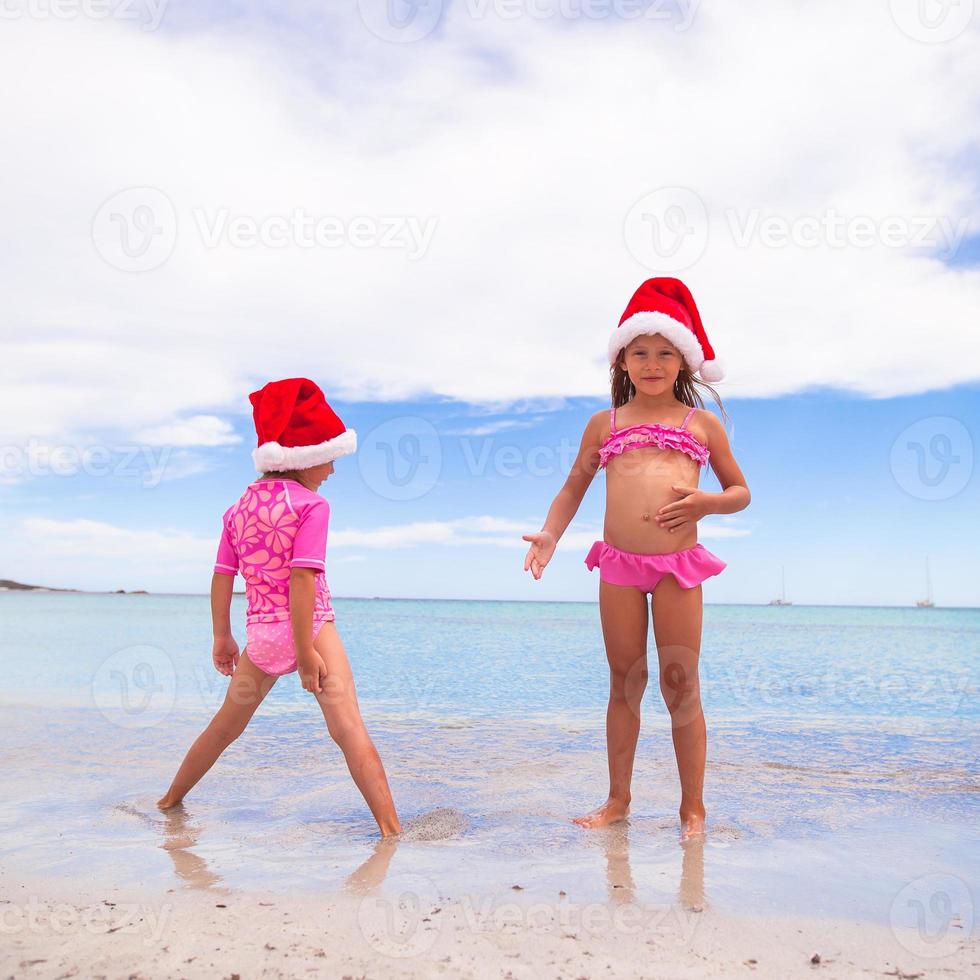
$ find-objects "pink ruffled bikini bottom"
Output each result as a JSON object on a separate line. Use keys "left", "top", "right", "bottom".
{"left": 585, "top": 540, "right": 726, "bottom": 593}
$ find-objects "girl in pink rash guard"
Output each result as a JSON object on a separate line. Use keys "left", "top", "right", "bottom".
{"left": 158, "top": 378, "right": 401, "bottom": 838}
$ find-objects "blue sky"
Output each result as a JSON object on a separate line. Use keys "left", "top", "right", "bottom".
{"left": 3, "top": 382, "right": 977, "bottom": 606}
{"left": 1, "top": 1, "right": 978, "bottom": 606}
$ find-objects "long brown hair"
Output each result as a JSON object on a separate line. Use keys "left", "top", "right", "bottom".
{"left": 611, "top": 346, "right": 729, "bottom": 425}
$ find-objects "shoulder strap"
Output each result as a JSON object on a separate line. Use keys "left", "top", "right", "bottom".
{"left": 609, "top": 404, "right": 618, "bottom": 434}
{"left": 680, "top": 406, "right": 696, "bottom": 430}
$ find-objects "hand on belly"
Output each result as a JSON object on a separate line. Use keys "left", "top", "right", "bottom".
{"left": 604, "top": 454, "right": 700, "bottom": 553}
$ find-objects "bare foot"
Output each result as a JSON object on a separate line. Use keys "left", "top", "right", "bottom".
{"left": 156, "top": 794, "right": 183, "bottom": 811}
{"left": 572, "top": 797, "right": 630, "bottom": 829}
{"left": 680, "top": 808, "right": 706, "bottom": 841}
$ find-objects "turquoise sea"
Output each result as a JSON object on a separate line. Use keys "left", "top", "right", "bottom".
{"left": 1, "top": 592, "right": 977, "bottom": 931}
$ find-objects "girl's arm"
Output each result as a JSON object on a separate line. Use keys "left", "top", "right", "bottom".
{"left": 700, "top": 411, "right": 751, "bottom": 513}
{"left": 210, "top": 572, "right": 240, "bottom": 676}
{"left": 523, "top": 412, "right": 604, "bottom": 579}
{"left": 290, "top": 568, "right": 328, "bottom": 694}
{"left": 656, "top": 411, "right": 751, "bottom": 532}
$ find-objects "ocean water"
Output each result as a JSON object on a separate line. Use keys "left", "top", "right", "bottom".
{"left": 1, "top": 592, "right": 977, "bottom": 931}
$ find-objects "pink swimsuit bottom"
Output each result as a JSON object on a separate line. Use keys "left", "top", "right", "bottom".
{"left": 585, "top": 540, "right": 726, "bottom": 593}
{"left": 246, "top": 612, "right": 335, "bottom": 677}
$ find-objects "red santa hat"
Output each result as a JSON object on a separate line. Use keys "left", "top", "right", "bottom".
{"left": 608, "top": 277, "right": 724, "bottom": 382}
{"left": 249, "top": 377, "right": 356, "bottom": 472}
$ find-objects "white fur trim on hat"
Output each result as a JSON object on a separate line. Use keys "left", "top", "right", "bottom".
{"left": 608, "top": 312, "right": 724, "bottom": 381}
{"left": 252, "top": 428, "right": 357, "bottom": 472}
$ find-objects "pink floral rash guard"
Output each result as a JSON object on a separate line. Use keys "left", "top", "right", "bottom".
{"left": 213, "top": 479, "right": 334, "bottom": 624}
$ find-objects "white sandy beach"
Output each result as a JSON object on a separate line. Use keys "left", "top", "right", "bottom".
{"left": 4, "top": 867, "right": 977, "bottom": 980}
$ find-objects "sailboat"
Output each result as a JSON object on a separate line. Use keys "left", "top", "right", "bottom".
{"left": 915, "top": 556, "right": 935, "bottom": 608}
{"left": 769, "top": 565, "right": 792, "bottom": 606}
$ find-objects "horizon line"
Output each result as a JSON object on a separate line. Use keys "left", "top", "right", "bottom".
{"left": 1, "top": 589, "right": 975, "bottom": 611}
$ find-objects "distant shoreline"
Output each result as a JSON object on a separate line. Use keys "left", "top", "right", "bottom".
{"left": 0, "top": 579, "right": 146, "bottom": 596}
{"left": 0, "top": 581, "right": 975, "bottom": 609}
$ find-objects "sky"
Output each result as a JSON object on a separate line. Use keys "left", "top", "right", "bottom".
{"left": 1, "top": 0, "right": 978, "bottom": 606}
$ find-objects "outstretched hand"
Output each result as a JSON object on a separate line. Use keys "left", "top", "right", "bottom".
{"left": 656, "top": 485, "right": 712, "bottom": 533}
{"left": 212, "top": 636, "right": 240, "bottom": 676}
{"left": 522, "top": 531, "right": 556, "bottom": 581}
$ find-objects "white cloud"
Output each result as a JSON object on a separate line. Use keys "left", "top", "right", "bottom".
{"left": 1, "top": 1, "right": 979, "bottom": 451}
{"left": 330, "top": 513, "right": 745, "bottom": 549}
{"left": 443, "top": 419, "right": 539, "bottom": 437}
{"left": 330, "top": 516, "right": 534, "bottom": 549}
{"left": 135, "top": 415, "right": 242, "bottom": 447}
{"left": 20, "top": 517, "right": 216, "bottom": 563}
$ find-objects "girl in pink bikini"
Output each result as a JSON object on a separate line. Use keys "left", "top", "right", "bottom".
{"left": 523, "top": 278, "right": 750, "bottom": 840}
{"left": 158, "top": 378, "right": 401, "bottom": 837}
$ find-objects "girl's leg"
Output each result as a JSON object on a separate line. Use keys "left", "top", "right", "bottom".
{"left": 573, "top": 579, "right": 650, "bottom": 829}
{"left": 311, "top": 622, "right": 401, "bottom": 838}
{"left": 650, "top": 575, "right": 706, "bottom": 839}
{"left": 157, "top": 651, "right": 277, "bottom": 809}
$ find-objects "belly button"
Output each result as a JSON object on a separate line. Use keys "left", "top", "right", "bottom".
{"left": 642, "top": 512, "right": 650, "bottom": 521}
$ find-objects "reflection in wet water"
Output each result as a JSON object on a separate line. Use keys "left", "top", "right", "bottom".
{"left": 2, "top": 702, "right": 977, "bottom": 925}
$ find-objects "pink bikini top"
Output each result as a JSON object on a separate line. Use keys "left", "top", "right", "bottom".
{"left": 598, "top": 405, "right": 710, "bottom": 469}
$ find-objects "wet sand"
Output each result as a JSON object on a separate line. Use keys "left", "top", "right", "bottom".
{"left": 4, "top": 863, "right": 977, "bottom": 980}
